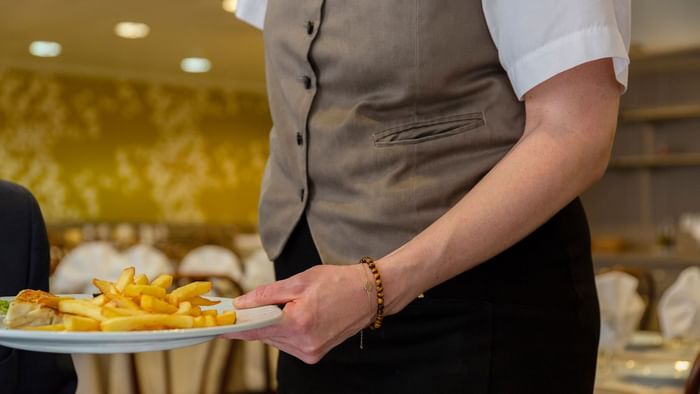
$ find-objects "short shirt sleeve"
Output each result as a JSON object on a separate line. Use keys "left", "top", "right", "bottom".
{"left": 482, "top": 0, "right": 630, "bottom": 100}
{"left": 236, "top": 0, "right": 267, "bottom": 30}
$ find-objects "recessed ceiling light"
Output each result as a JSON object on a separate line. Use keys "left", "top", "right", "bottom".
{"left": 115, "top": 22, "right": 150, "bottom": 39}
{"left": 181, "top": 57, "right": 211, "bottom": 73}
{"left": 222, "top": 0, "right": 238, "bottom": 13}
{"left": 29, "top": 41, "right": 62, "bottom": 57}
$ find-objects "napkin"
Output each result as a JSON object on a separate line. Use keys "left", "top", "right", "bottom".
{"left": 658, "top": 266, "right": 700, "bottom": 340}
{"left": 240, "top": 248, "right": 275, "bottom": 292}
{"left": 596, "top": 271, "right": 646, "bottom": 351}
{"left": 680, "top": 213, "right": 700, "bottom": 243}
{"left": 179, "top": 245, "right": 243, "bottom": 283}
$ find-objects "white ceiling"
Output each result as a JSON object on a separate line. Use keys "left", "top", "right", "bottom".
{"left": 0, "top": 0, "right": 266, "bottom": 92}
{"left": 0, "top": 0, "right": 698, "bottom": 92}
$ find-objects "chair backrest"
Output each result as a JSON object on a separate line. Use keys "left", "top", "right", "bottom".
{"left": 180, "top": 245, "right": 244, "bottom": 283}
{"left": 122, "top": 244, "right": 175, "bottom": 279}
{"left": 130, "top": 338, "right": 276, "bottom": 394}
{"left": 686, "top": 350, "right": 700, "bottom": 394}
{"left": 51, "top": 241, "right": 123, "bottom": 293}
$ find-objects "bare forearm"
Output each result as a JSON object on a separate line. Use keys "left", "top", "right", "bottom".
{"left": 377, "top": 121, "right": 614, "bottom": 313}
{"left": 377, "top": 58, "right": 621, "bottom": 314}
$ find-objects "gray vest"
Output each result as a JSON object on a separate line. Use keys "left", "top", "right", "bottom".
{"left": 259, "top": 0, "right": 525, "bottom": 264}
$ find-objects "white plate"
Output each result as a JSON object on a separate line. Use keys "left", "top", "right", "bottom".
{"left": 0, "top": 295, "right": 282, "bottom": 354}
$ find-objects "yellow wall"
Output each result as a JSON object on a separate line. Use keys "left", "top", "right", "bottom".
{"left": 0, "top": 69, "right": 271, "bottom": 227}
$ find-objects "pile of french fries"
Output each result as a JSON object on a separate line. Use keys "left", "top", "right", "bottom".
{"left": 31, "top": 267, "right": 235, "bottom": 332}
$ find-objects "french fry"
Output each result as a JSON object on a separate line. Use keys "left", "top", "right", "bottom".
{"left": 93, "top": 279, "right": 115, "bottom": 296}
{"left": 151, "top": 274, "right": 173, "bottom": 289}
{"left": 189, "top": 306, "right": 202, "bottom": 317}
{"left": 134, "top": 273, "right": 149, "bottom": 285}
{"left": 104, "top": 293, "right": 141, "bottom": 311}
{"left": 59, "top": 299, "right": 105, "bottom": 321}
{"left": 204, "top": 315, "right": 216, "bottom": 327}
{"left": 141, "top": 295, "right": 178, "bottom": 314}
{"left": 64, "top": 315, "right": 100, "bottom": 331}
{"left": 93, "top": 294, "right": 107, "bottom": 306}
{"left": 165, "top": 294, "right": 179, "bottom": 306}
{"left": 216, "top": 311, "right": 236, "bottom": 326}
{"left": 101, "top": 314, "right": 194, "bottom": 332}
{"left": 202, "top": 310, "right": 218, "bottom": 317}
{"left": 124, "top": 284, "right": 166, "bottom": 298}
{"left": 189, "top": 296, "right": 220, "bottom": 307}
{"left": 115, "top": 267, "right": 135, "bottom": 292}
{"left": 21, "top": 324, "right": 65, "bottom": 331}
{"left": 193, "top": 316, "right": 206, "bottom": 328}
{"left": 174, "top": 301, "right": 192, "bottom": 315}
{"left": 169, "top": 281, "right": 211, "bottom": 301}
{"left": 102, "top": 306, "right": 148, "bottom": 318}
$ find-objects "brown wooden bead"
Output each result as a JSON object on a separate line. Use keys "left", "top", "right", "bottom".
{"left": 360, "top": 256, "right": 384, "bottom": 330}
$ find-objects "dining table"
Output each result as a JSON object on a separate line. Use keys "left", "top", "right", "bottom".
{"left": 594, "top": 332, "right": 699, "bottom": 394}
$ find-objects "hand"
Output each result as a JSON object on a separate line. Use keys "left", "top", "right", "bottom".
{"left": 221, "top": 263, "right": 374, "bottom": 364}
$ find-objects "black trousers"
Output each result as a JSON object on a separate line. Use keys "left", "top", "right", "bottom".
{"left": 274, "top": 199, "right": 600, "bottom": 394}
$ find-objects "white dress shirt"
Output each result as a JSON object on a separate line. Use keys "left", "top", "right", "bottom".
{"left": 236, "top": 0, "right": 630, "bottom": 99}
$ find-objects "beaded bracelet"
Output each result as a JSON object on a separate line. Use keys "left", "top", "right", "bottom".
{"left": 360, "top": 256, "right": 384, "bottom": 329}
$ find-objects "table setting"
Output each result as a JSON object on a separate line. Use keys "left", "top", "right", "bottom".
{"left": 595, "top": 268, "right": 700, "bottom": 393}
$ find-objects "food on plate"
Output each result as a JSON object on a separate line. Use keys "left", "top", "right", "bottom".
{"left": 3, "top": 290, "right": 64, "bottom": 328}
{"left": 1, "top": 267, "right": 236, "bottom": 332}
{"left": 0, "top": 299, "right": 9, "bottom": 314}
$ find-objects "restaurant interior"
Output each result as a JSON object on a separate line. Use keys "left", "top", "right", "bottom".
{"left": 1, "top": 0, "right": 700, "bottom": 393}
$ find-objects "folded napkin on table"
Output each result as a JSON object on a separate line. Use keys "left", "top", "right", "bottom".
{"left": 596, "top": 271, "right": 646, "bottom": 351}
{"left": 658, "top": 266, "right": 700, "bottom": 340}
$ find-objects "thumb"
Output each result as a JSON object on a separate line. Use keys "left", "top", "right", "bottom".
{"left": 234, "top": 279, "right": 297, "bottom": 308}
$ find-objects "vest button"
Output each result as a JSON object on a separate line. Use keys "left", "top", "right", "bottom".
{"left": 296, "top": 132, "right": 303, "bottom": 146}
{"left": 302, "top": 75, "right": 312, "bottom": 90}
{"left": 306, "top": 21, "right": 315, "bottom": 35}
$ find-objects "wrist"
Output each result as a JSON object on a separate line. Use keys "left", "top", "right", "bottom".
{"left": 359, "top": 257, "right": 385, "bottom": 329}
{"left": 358, "top": 262, "right": 376, "bottom": 325}
{"left": 374, "top": 253, "right": 424, "bottom": 316}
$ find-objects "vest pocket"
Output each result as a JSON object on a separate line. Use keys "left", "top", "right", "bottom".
{"left": 373, "top": 112, "right": 484, "bottom": 147}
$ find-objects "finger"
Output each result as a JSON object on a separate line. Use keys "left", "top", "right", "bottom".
{"left": 234, "top": 278, "right": 302, "bottom": 308}
{"left": 220, "top": 310, "right": 293, "bottom": 340}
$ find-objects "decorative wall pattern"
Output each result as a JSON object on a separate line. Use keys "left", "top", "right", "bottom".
{"left": 0, "top": 68, "right": 271, "bottom": 226}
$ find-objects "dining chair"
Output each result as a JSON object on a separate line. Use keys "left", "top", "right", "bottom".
{"left": 131, "top": 339, "right": 237, "bottom": 394}
{"left": 686, "top": 350, "right": 700, "bottom": 394}
{"left": 598, "top": 266, "right": 657, "bottom": 330}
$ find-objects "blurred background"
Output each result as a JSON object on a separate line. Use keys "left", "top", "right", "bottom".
{"left": 1, "top": 1, "right": 700, "bottom": 393}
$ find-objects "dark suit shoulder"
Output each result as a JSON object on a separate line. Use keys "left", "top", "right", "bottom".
{"left": 0, "top": 180, "right": 34, "bottom": 205}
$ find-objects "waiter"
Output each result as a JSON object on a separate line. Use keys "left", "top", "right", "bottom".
{"left": 0, "top": 180, "right": 77, "bottom": 394}
{"left": 227, "top": 1, "right": 630, "bottom": 393}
